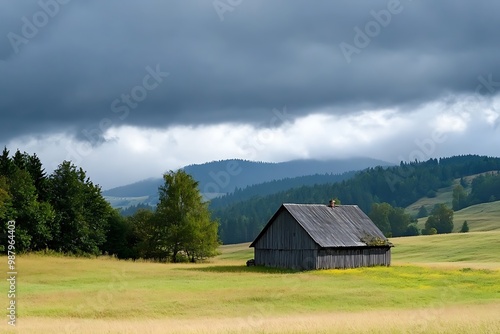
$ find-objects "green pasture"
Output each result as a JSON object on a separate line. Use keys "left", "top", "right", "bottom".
{"left": 415, "top": 200, "right": 500, "bottom": 232}
{"left": 10, "top": 231, "right": 500, "bottom": 321}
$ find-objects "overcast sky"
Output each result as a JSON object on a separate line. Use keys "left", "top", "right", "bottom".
{"left": 1, "top": 0, "right": 499, "bottom": 189}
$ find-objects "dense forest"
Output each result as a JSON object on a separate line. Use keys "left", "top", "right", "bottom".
{"left": 213, "top": 155, "right": 500, "bottom": 244}
{"left": 0, "top": 148, "right": 218, "bottom": 261}
{"left": 2, "top": 147, "right": 499, "bottom": 251}
{"left": 0, "top": 148, "right": 114, "bottom": 254}
{"left": 209, "top": 171, "right": 356, "bottom": 209}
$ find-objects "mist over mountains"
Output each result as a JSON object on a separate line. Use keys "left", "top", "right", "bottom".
{"left": 103, "top": 157, "right": 393, "bottom": 204}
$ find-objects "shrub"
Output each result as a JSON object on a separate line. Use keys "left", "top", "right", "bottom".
{"left": 421, "top": 227, "right": 437, "bottom": 235}
{"left": 403, "top": 224, "right": 420, "bottom": 236}
{"left": 360, "top": 234, "right": 393, "bottom": 247}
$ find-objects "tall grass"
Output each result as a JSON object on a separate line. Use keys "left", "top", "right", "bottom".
{"left": 11, "top": 304, "right": 500, "bottom": 334}
{"left": 2, "top": 231, "right": 500, "bottom": 333}
{"left": 12, "top": 253, "right": 500, "bottom": 320}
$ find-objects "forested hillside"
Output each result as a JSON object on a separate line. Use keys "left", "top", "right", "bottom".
{"left": 103, "top": 157, "right": 391, "bottom": 199}
{"left": 209, "top": 171, "right": 356, "bottom": 209}
{"left": 3, "top": 146, "right": 499, "bottom": 252}
{"left": 183, "top": 157, "right": 391, "bottom": 194}
{"left": 213, "top": 155, "right": 500, "bottom": 244}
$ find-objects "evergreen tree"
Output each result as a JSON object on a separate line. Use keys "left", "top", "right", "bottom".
{"left": 0, "top": 176, "right": 12, "bottom": 223}
{"left": 7, "top": 168, "right": 48, "bottom": 250}
{"left": 468, "top": 173, "right": 500, "bottom": 205}
{"left": 460, "top": 177, "right": 468, "bottom": 188}
{"left": 460, "top": 220, "right": 469, "bottom": 233}
{"left": 48, "top": 161, "right": 111, "bottom": 255}
{"left": 25, "top": 153, "right": 49, "bottom": 202}
{"left": 12, "top": 149, "right": 28, "bottom": 171}
{"left": 0, "top": 147, "right": 15, "bottom": 177}
{"left": 416, "top": 205, "right": 428, "bottom": 218}
{"left": 102, "top": 209, "right": 139, "bottom": 259}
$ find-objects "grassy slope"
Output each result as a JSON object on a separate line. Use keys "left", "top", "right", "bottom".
{"left": 3, "top": 232, "right": 500, "bottom": 333}
{"left": 404, "top": 171, "right": 500, "bottom": 232}
{"left": 405, "top": 172, "right": 495, "bottom": 218}
{"left": 406, "top": 184, "right": 455, "bottom": 217}
{"left": 452, "top": 201, "right": 500, "bottom": 232}
{"left": 414, "top": 200, "right": 500, "bottom": 232}
{"left": 391, "top": 231, "right": 500, "bottom": 265}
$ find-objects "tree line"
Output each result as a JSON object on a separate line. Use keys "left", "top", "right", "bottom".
{"left": 213, "top": 155, "right": 500, "bottom": 244}
{"left": 0, "top": 148, "right": 219, "bottom": 261}
{"left": 0, "top": 148, "right": 110, "bottom": 254}
{"left": 452, "top": 172, "right": 500, "bottom": 211}
{"left": 209, "top": 171, "right": 356, "bottom": 209}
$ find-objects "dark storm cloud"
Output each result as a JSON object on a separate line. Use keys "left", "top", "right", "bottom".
{"left": 1, "top": 0, "right": 500, "bottom": 143}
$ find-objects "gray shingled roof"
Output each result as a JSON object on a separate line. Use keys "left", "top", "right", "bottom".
{"left": 251, "top": 203, "right": 389, "bottom": 248}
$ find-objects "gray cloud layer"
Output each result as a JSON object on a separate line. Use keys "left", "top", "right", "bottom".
{"left": 1, "top": 0, "right": 500, "bottom": 143}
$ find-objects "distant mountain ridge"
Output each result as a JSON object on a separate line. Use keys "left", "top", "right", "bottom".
{"left": 213, "top": 155, "right": 500, "bottom": 244}
{"left": 103, "top": 157, "right": 393, "bottom": 199}
{"left": 209, "top": 171, "right": 357, "bottom": 209}
{"left": 103, "top": 178, "right": 162, "bottom": 198}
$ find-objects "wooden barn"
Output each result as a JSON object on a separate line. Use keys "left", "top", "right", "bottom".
{"left": 250, "top": 202, "right": 392, "bottom": 270}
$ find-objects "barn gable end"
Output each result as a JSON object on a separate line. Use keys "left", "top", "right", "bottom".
{"left": 250, "top": 203, "right": 392, "bottom": 270}
{"left": 252, "top": 209, "right": 318, "bottom": 270}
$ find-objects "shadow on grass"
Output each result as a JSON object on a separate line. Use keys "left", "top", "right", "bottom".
{"left": 178, "top": 265, "right": 300, "bottom": 274}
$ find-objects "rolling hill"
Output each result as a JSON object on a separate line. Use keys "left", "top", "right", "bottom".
{"left": 405, "top": 171, "right": 500, "bottom": 232}
{"left": 213, "top": 155, "right": 500, "bottom": 244}
{"left": 414, "top": 200, "right": 500, "bottom": 232}
{"left": 103, "top": 157, "right": 392, "bottom": 208}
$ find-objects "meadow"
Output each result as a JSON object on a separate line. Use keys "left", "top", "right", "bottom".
{"left": 414, "top": 200, "right": 500, "bottom": 233}
{"left": 1, "top": 231, "right": 500, "bottom": 333}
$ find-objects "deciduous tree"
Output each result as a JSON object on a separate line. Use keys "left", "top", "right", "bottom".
{"left": 452, "top": 185, "right": 468, "bottom": 211}
{"left": 424, "top": 204, "right": 454, "bottom": 234}
{"left": 369, "top": 203, "right": 393, "bottom": 237}
{"left": 155, "top": 170, "right": 219, "bottom": 262}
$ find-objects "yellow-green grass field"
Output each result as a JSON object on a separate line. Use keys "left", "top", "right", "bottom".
{"left": 2, "top": 232, "right": 500, "bottom": 333}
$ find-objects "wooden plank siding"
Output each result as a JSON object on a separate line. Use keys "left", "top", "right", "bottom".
{"left": 316, "top": 247, "right": 391, "bottom": 269}
{"left": 255, "top": 249, "right": 318, "bottom": 270}
{"left": 252, "top": 204, "right": 392, "bottom": 270}
{"left": 255, "top": 247, "right": 391, "bottom": 270}
{"left": 253, "top": 211, "right": 317, "bottom": 251}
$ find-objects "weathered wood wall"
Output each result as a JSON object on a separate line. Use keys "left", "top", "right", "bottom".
{"left": 253, "top": 210, "right": 317, "bottom": 250}
{"left": 253, "top": 210, "right": 391, "bottom": 270}
{"left": 255, "top": 249, "right": 317, "bottom": 270}
{"left": 254, "top": 210, "right": 318, "bottom": 269}
{"left": 316, "top": 247, "right": 391, "bottom": 269}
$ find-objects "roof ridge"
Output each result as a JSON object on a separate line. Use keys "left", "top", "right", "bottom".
{"left": 251, "top": 203, "right": 386, "bottom": 248}
{"left": 283, "top": 203, "right": 358, "bottom": 207}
